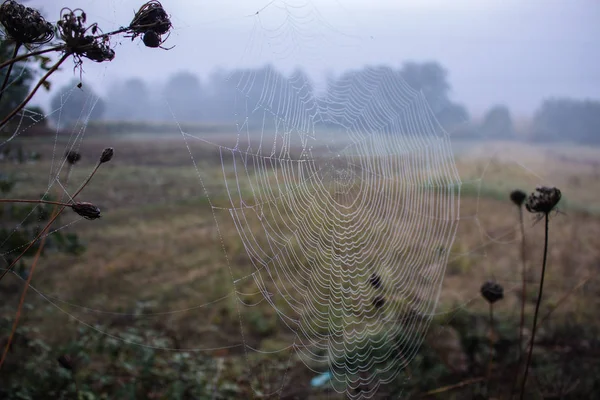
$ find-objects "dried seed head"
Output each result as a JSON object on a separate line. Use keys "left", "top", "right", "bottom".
{"left": 369, "top": 273, "right": 382, "bottom": 289}
{"left": 71, "top": 201, "right": 101, "bottom": 220}
{"left": 128, "top": 1, "right": 171, "bottom": 49}
{"left": 130, "top": 1, "right": 171, "bottom": 36}
{"left": 510, "top": 189, "right": 527, "bottom": 207}
{"left": 57, "top": 8, "right": 115, "bottom": 64}
{"left": 83, "top": 39, "right": 115, "bottom": 63}
{"left": 142, "top": 30, "right": 161, "bottom": 48}
{"left": 373, "top": 295, "right": 385, "bottom": 309}
{"left": 525, "top": 186, "right": 561, "bottom": 215}
{"left": 480, "top": 281, "right": 504, "bottom": 304}
{"left": 0, "top": 0, "right": 54, "bottom": 45}
{"left": 57, "top": 354, "right": 75, "bottom": 371}
{"left": 65, "top": 150, "right": 81, "bottom": 165}
{"left": 99, "top": 147, "right": 114, "bottom": 163}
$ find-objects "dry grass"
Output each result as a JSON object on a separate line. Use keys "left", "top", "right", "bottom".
{"left": 3, "top": 134, "right": 600, "bottom": 397}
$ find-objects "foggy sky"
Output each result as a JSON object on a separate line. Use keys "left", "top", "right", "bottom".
{"left": 29, "top": 0, "right": 600, "bottom": 117}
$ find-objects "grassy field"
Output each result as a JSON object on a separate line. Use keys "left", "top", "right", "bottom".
{"left": 2, "top": 132, "right": 600, "bottom": 399}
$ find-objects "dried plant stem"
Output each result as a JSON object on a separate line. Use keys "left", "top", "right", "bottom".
{"left": 487, "top": 303, "right": 494, "bottom": 394}
{"left": 0, "top": 162, "right": 102, "bottom": 282}
{"left": 509, "top": 206, "right": 527, "bottom": 397}
{"left": 0, "top": 43, "right": 20, "bottom": 105}
{"left": 518, "top": 206, "right": 527, "bottom": 355}
{"left": 0, "top": 198, "right": 71, "bottom": 207}
{"left": 421, "top": 377, "right": 486, "bottom": 397}
{"left": 0, "top": 52, "right": 70, "bottom": 130}
{"left": 0, "top": 45, "right": 65, "bottom": 70}
{"left": 520, "top": 213, "right": 550, "bottom": 400}
{"left": 0, "top": 208, "right": 51, "bottom": 369}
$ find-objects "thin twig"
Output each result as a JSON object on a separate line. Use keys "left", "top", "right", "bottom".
{"left": 0, "top": 43, "right": 21, "bottom": 105}
{"left": 0, "top": 45, "right": 65, "bottom": 70}
{"left": 487, "top": 303, "right": 494, "bottom": 395}
{"left": 0, "top": 162, "right": 102, "bottom": 282}
{"left": 509, "top": 206, "right": 527, "bottom": 397}
{"left": 0, "top": 207, "right": 52, "bottom": 369}
{"left": 0, "top": 52, "right": 70, "bottom": 130}
{"left": 0, "top": 198, "right": 72, "bottom": 207}
{"left": 421, "top": 377, "right": 485, "bottom": 397}
{"left": 520, "top": 213, "right": 550, "bottom": 399}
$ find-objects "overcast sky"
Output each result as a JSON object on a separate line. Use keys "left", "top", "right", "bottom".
{"left": 28, "top": 0, "right": 600, "bottom": 117}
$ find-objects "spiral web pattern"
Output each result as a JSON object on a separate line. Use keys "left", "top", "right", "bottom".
{"left": 199, "top": 61, "right": 462, "bottom": 397}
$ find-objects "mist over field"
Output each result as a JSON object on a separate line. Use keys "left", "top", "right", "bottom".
{"left": 27, "top": 0, "right": 600, "bottom": 117}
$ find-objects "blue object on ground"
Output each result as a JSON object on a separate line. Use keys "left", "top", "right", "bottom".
{"left": 310, "top": 371, "right": 332, "bottom": 387}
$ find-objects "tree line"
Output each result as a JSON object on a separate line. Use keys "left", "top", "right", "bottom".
{"left": 2, "top": 37, "right": 599, "bottom": 145}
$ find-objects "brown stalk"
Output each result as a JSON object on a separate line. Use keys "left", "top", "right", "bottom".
{"left": 509, "top": 204, "right": 528, "bottom": 397}
{"left": 0, "top": 207, "right": 52, "bottom": 369}
{"left": 421, "top": 377, "right": 486, "bottom": 397}
{"left": 0, "top": 161, "right": 103, "bottom": 282}
{"left": 0, "top": 45, "right": 65, "bottom": 70}
{"left": 0, "top": 43, "right": 20, "bottom": 105}
{"left": 520, "top": 213, "right": 550, "bottom": 399}
{"left": 0, "top": 198, "right": 71, "bottom": 207}
{"left": 0, "top": 51, "right": 71, "bottom": 130}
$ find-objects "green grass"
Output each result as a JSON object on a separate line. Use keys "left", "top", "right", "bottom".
{"left": 3, "top": 135, "right": 600, "bottom": 398}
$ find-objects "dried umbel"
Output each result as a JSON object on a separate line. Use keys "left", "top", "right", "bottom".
{"left": 71, "top": 201, "right": 101, "bottom": 220}
{"left": 480, "top": 281, "right": 504, "bottom": 304}
{"left": 99, "top": 147, "right": 114, "bottom": 163}
{"left": 525, "top": 186, "right": 561, "bottom": 215}
{"left": 142, "top": 30, "right": 161, "bottom": 48}
{"left": 129, "top": 1, "right": 172, "bottom": 48}
{"left": 130, "top": 1, "right": 171, "bottom": 35}
{"left": 57, "top": 8, "right": 115, "bottom": 64}
{"left": 65, "top": 150, "right": 81, "bottom": 165}
{"left": 0, "top": 0, "right": 54, "bottom": 46}
{"left": 510, "top": 189, "right": 527, "bottom": 207}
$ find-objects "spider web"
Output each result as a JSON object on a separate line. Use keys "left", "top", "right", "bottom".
{"left": 180, "top": 1, "right": 461, "bottom": 397}
{"left": 1, "top": 1, "right": 596, "bottom": 399}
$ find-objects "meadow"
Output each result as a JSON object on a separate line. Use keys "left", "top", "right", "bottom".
{"left": 2, "top": 130, "right": 600, "bottom": 399}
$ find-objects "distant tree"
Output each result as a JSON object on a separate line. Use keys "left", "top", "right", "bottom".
{"left": 399, "top": 61, "right": 469, "bottom": 130}
{"left": 399, "top": 62, "right": 450, "bottom": 111}
{"left": 0, "top": 40, "right": 35, "bottom": 129}
{"left": 319, "top": 62, "right": 468, "bottom": 131}
{"left": 480, "top": 105, "right": 515, "bottom": 139}
{"left": 204, "top": 65, "right": 292, "bottom": 128}
{"left": 50, "top": 80, "right": 105, "bottom": 129}
{"left": 163, "top": 71, "right": 203, "bottom": 122}
{"left": 532, "top": 98, "right": 600, "bottom": 144}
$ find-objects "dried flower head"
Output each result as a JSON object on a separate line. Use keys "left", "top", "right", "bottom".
{"left": 71, "top": 201, "right": 101, "bottom": 220}
{"left": 480, "top": 281, "right": 504, "bottom": 304}
{"left": 525, "top": 186, "right": 561, "bottom": 215}
{"left": 510, "top": 189, "right": 527, "bottom": 207}
{"left": 369, "top": 273, "right": 382, "bottom": 289}
{"left": 99, "top": 147, "right": 114, "bottom": 163}
{"left": 57, "top": 8, "right": 115, "bottom": 65}
{"left": 65, "top": 150, "right": 81, "bottom": 165}
{"left": 129, "top": 1, "right": 172, "bottom": 48}
{"left": 373, "top": 295, "right": 385, "bottom": 309}
{"left": 57, "top": 354, "right": 75, "bottom": 371}
{"left": 0, "top": 0, "right": 54, "bottom": 46}
{"left": 82, "top": 39, "right": 115, "bottom": 63}
{"left": 142, "top": 30, "right": 161, "bottom": 48}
